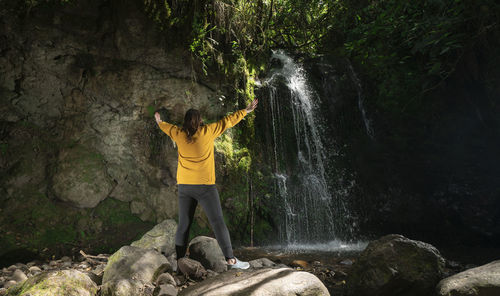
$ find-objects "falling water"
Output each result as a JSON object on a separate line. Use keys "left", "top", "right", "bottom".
{"left": 346, "top": 61, "right": 375, "bottom": 140}
{"left": 264, "top": 51, "right": 359, "bottom": 250}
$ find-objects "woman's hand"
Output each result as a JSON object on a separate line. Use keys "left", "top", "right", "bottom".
{"left": 154, "top": 112, "right": 162, "bottom": 124}
{"left": 246, "top": 98, "right": 259, "bottom": 113}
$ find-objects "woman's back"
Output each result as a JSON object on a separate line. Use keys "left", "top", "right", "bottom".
{"left": 158, "top": 109, "right": 248, "bottom": 185}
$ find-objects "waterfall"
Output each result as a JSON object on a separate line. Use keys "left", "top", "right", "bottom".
{"left": 346, "top": 61, "right": 375, "bottom": 140}
{"left": 263, "top": 51, "right": 362, "bottom": 250}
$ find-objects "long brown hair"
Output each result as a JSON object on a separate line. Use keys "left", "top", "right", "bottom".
{"left": 182, "top": 109, "right": 202, "bottom": 143}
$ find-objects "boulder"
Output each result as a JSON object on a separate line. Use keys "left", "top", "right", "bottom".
{"left": 348, "top": 234, "right": 445, "bottom": 296}
{"left": 187, "top": 236, "right": 226, "bottom": 272}
{"left": 102, "top": 246, "right": 170, "bottom": 284}
{"left": 436, "top": 260, "right": 500, "bottom": 296}
{"left": 52, "top": 145, "right": 114, "bottom": 208}
{"left": 177, "top": 258, "right": 207, "bottom": 280}
{"left": 5, "top": 269, "right": 97, "bottom": 296}
{"left": 178, "top": 267, "right": 329, "bottom": 296}
{"left": 130, "top": 219, "right": 177, "bottom": 256}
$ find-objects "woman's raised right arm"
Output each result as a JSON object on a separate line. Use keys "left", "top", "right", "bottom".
{"left": 155, "top": 112, "right": 178, "bottom": 139}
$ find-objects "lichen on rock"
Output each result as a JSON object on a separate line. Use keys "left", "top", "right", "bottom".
{"left": 5, "top": 269, "right": 97, "bottom": 296}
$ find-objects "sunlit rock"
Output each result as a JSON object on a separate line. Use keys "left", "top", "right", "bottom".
{"left": 178, "top": 267, "right": 329, "bottom": 296}
{"left": 436, "top": 260, "right": 500, "bottom": 296}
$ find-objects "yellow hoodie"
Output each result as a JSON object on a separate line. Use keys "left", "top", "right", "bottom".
{"left": 158, "top": 109, "right": 248, "bottom": 184}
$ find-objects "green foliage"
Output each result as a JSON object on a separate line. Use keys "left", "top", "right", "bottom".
{"left": 147, "top": 105, "right": 156, "bottom": 117}
{"left": 0, "top": 143, "right": 7, "bottom": 155}
{"left": 213, "top": 129, "right": 274, "bottom": 244}
{"left": 332, "top": 0, "right": 499, "bottom": 114}
{"left": 143, "top": 0, "right": 172, "bottom": 30}
{"left": 143, "top": 0, "right": 331, "bottom": 100}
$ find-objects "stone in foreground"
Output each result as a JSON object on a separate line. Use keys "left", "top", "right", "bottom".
{"left": 100, "top": 279, "right": 155, "bottom": 296}
{"left": 436, "top": 260, "right": 500, "bottom": 296}
{"left": 248, "top": 257, "right": 276, "bottom": 268}
{"left": 178, "top": 267, "right": 329, "bottom": 296}
{"left": 5, "top": 269, "right": 97, "bottom": 296}
{"left": 130, "top": 219, "right": 178, "bottom": 256}
{"left": 348, "top": 234, "right": 445, "bottom": 296}
{"left": 102, "top": 245, "right": 170, "bottom": 284}
{"left": 187, "top": 236, "right": 227, "bottom": 273}
{"left": 101, "top": 245, "right": 170, "bottom": 295}
{"left": 177, "top": 257, "right": 207, "bottom": 280}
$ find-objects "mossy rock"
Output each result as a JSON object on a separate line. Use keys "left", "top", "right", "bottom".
{"left": 52, "top": 144, "right": 113, "bottom": 208}
{"left": 6, "top": 269, "right": 97, "bottom": 296}
{"left": 130, "top": 219, "right": 177, "bottom": 255}
{"left": 102, "top": 246, "right": 170, "bottom": 285}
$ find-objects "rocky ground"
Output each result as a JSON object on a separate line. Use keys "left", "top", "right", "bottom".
{"left": 0, "top": 246, "right": 329, "bottom": 296}
{"left": 1, "top": 220, "right": 500, "bottom": 296}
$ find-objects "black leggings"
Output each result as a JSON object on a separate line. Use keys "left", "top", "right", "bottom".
{"left": 175, "top": 184, "right": 234, "bottom": 260}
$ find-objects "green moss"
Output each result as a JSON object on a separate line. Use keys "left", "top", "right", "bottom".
{"left": 0, "top": 184, "right": 153, "bottom": 261}
{"left": 147, "top": 105, "right": 155, "bottom": 117}
{"left": 0, "top": 143, "right": 7, "bottom": 155}
{"left": 94, "top": 198, "right": 144, "bottom": 225}
{"left": 14, "top": 270, "right": 97, "bottom": 296}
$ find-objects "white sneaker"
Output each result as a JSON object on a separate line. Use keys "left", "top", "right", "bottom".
{"left": 228, "top": 257, "right": 250, "bottom": 270}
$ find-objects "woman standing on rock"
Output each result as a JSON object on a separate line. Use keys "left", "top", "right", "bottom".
{"left": 154, "top": 98, "right": 258, "bottom": 270}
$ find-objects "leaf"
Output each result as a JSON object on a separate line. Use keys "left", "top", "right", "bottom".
{"left": 439, "top": 47, "right": 450, "bottom": 55}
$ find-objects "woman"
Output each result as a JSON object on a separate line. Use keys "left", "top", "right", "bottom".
{"left": 154, "top": 98, "right": 258, "bottom": 269}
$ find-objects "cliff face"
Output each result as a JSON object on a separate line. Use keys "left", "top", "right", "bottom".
{"left": 0, "top": 0, "right": 228, "bottom": 264}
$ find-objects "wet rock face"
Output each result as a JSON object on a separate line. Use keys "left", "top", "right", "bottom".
{"left": 0, "top": 0, "right": 222, "bottom": 217}
{"left": 0, "top": 0, "right": 227, "bottom": 259}
{"left": 348, "top": 234, "right": 445, "bottom": 296}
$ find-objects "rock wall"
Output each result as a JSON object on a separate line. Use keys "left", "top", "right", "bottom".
{"left": 0, "top": 0, "right": 231, "bottom": 264}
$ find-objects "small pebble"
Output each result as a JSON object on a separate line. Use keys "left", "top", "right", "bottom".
{"left": 7, "top": 265, "right": 17, "bottom": 271}
{"left": 290, "top": 260, "right": 310, "bottom": 269}
{"left": 3, "top": 280, "right": 17, "bottom": 289}
{"left": 156, "top": 284, "right": 178, "bottom": 296}
{"left": 91, "top": 264, "right": 105, "bottom": 276}
{"left": 335, "top": 270, "right": 348, "bottom": 277}
{"left": 29, "top": 266, "right": 42, "bottom": 273}
{"left": 206, "top": 270, "right": 219, "bottom": 278}
{"left": 173, "top": 275, "right": 182, "bottom": 286}
{"left": 78, "top": 262, "right": 90, "bottom": 269}
{"left": 11, "top": 270, "right": 27, "bottom": 282}
{"left": 156, "top": 273, "right": 176, "bottom": 286}
{"left": 26, "top": 261, "right": 37, "bottom": 267}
